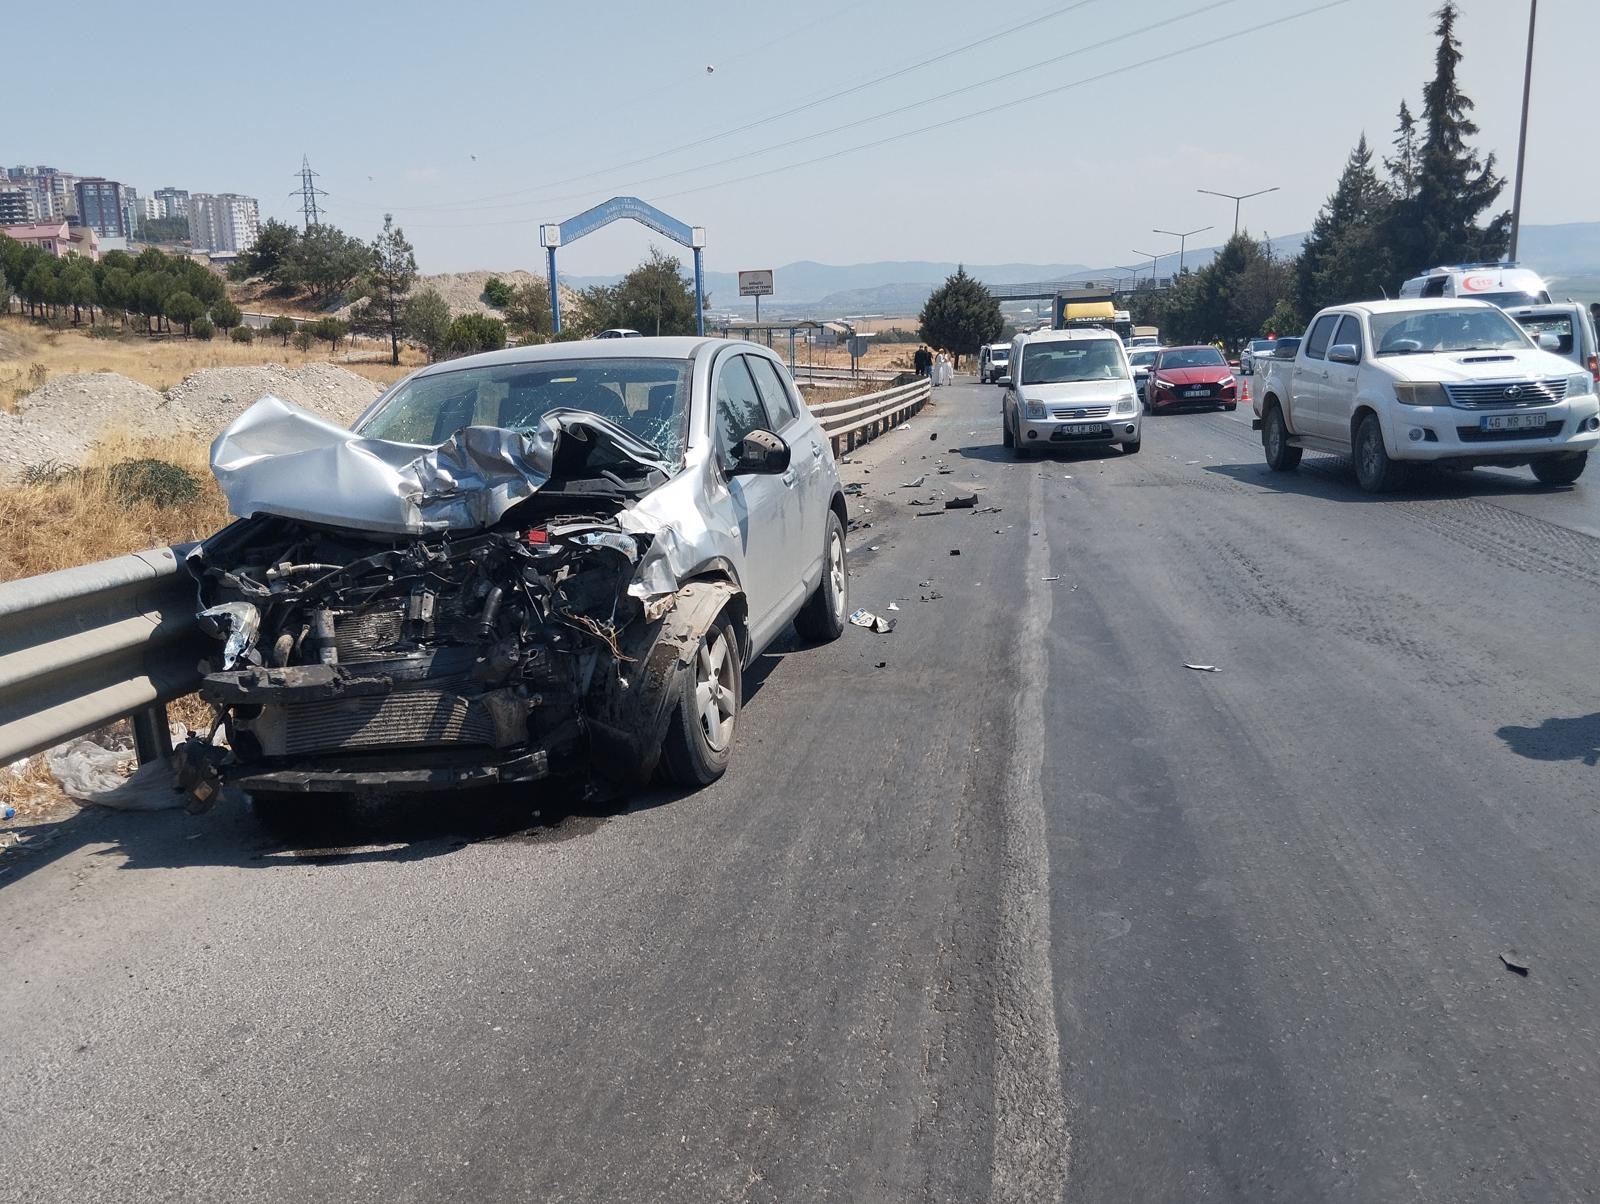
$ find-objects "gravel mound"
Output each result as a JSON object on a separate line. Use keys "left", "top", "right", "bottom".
{"left": 0, "top": 364, "right": 383, "bottom": 480}
{"left": 166, "top": 363, "right": 383, "bottom": 434}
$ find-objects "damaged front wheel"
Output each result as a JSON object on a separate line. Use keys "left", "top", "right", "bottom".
{"left": 659, "top": 616, "right": 742, "bottom": 787}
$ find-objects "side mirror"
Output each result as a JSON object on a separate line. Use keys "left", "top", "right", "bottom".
{"left": 731, "top": 429, "right": 790, "bottom": 475}
{"left": 996, "top": 374, "right": 1012, "bottom": 387}
{"left": 1537, "top": 332, "right": 1561, "bottom": 351}
{"left": 1328, "top": 343, "right": 1361, "bottom": 365}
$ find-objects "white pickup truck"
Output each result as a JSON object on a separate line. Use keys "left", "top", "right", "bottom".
{"left": 1252, "top": 299, "right": 1600, "bottom": 490}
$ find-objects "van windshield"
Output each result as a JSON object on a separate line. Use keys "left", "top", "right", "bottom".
{"left": 1473, "top": 291, "right": 1548, "bottom": 309}
{"left": 991, "top": 348, "right": 1009, "bottom": 362}
{"left": 1021, "top": 341, "right": 1124, "bottom": 384}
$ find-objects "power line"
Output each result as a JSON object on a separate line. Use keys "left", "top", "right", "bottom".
{"left": 329, "top": 0, "right": 1109, "bottom": 216}
{"left": 383, "top": 0, "right": 1349, "bottom": 230}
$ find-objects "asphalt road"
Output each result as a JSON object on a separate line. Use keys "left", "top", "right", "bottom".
{"left": 4, "top": 377, "right": 1600, "bottom": 1202}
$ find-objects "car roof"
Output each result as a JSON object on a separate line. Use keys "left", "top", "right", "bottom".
{"left": 1504, "top": 302, "right": 1584, "bottom": 317}
{"left": 405, "top": 336, "right": 724, "bottom": 380}
{"left": 1017, "top": 327, "right": 1122, "bottom": 344}
{"left": 1158, "top": 344, "right": 1226, "bottom": 352}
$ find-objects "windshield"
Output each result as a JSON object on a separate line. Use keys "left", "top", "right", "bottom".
{"left": 1472, "top": 290, "right": 1548, "bottom": 309}
{"left": 1248, "top": 339, "right": 1277, "bottom": 353}
{"left": 358, "top": 357, "right": 693, "bottom": 461}
{"left": 1157, "top": 347, "right": 1227, "bottom": 369}
{"left": 1128, "top": 349, "right": 1159, "bottom": 368}
{"left": 1020, "top": 341, "right": 1126, "bottom": 385}
{"left": 1372, "top": 308, "right": 1532, "bottom": 356}
{"left": 991, "top": 347, "right": 1010, "bottom": 361}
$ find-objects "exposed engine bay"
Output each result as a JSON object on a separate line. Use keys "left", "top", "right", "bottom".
{"left": 176, "top": 398, "right": 726, "bottom": 809}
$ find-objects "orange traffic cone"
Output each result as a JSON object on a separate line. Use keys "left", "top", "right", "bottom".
{"left": 1240, "top": 375, "right": 1251, "bottom": 405}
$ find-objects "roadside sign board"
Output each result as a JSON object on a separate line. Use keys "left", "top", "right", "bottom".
{"left": 846, "top": 335, "right": 869, "bottom": 359}
{"left": 738, "top": 269, "right": 774, "bottom": 298}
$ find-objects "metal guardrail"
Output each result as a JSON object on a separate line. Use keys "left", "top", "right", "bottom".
{"left": 0, "top": 545, "right": 206, "bottom": 766}
{"left": 808, "top": 377, "right": 932, "bottom": 456}
{"left": 791, "top": 364, "right": 900, "bottom": 383}
{"left": 0, "top": 380, "right": 938, "bottom": 768}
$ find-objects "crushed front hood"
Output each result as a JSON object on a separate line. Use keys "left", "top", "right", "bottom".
{"left": 210, "top": 396, "right": 669, "bottom": 534}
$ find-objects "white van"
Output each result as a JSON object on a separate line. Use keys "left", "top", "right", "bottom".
{"left": 979, "top": 342, "right": 1011, "bottom": 384}
{"left": 1002, "top": 328, "right": 1141, "bottom": 457}
{"left": 1397, "top": 262, "right": 1550, "bottom": 310}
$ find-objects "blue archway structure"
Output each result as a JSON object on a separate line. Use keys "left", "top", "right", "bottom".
{"left": 540, "top": 197, "right": 706, "bottom": 336}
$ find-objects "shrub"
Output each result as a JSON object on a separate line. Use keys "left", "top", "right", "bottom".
{"left": 292, "top": 330, "right": 315, "bottom": 352}
{"left": 87, "top": 324, "right": 123, "bottom": 340}
{"left": 191, "top": 317, "right": 215, "bottom": 341}
{"left": 230, "top": 324, "right": 255, "bottom": 344}
{"left": 104, "top": 459, "right": 202, "bottom": 507}
{"left": 267, "top": 314, "right": 297, "bottom": 345}
{"left": 444, "top": 312, "right": 507, "bottom": 356}
{"left": 482, "top": 277, "right": 514, "bottom": 309}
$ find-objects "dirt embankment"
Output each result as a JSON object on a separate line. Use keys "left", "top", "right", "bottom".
{"left": 0, "top": 363, "right": 382, "bottom": 479}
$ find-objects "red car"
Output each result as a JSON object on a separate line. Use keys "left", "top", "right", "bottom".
{"left": 1144, "top": 345, "right": 1238, "bottom": 413}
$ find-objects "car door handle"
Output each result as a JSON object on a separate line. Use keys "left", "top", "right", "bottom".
{"left": 810, "top": 441, "right": 823, "bottom": 458}
{"left": 782, "top": 469, "right": 798, "bottom": 487}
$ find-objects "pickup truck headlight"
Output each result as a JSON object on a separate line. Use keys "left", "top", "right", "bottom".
{"left": 1023, "top": 399, "right": 1046, "bottom": 419}
{"left": 1567, "top": 372, "right": 1596, "bottom": 397}
{"left": 1393, "top": 382, "right": 1449, "bottom": 406}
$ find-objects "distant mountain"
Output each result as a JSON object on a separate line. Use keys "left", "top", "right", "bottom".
{"left": 556, "top": 223, "right": 1600, "bottom": 317}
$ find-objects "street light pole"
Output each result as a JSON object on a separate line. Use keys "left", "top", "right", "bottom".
{"left": 1132, "top": 249, "right": 1160, "bottom": 283}
{"left": 1197, "top": 186, "right": 1280, "bottom": 238}
{"left": 1153, "top": 225, "right": 1214, "bottom": 276}
{"left": 1508, "top": 0, "right": 1537, "bottom": 261}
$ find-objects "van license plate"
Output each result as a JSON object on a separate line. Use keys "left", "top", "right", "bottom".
{"left": 1480, "top": 413, "right": 1548, "bottom": 432}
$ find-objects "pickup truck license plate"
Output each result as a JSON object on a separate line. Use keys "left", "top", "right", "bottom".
{"left": 1480, "top": 412, "right": 1548, "bottom": 432}
{"left": 1183, "top": 387, "right": 1209, "bottom": 398}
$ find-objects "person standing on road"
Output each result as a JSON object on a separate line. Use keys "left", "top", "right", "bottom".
{"left": 914, "top": 346, "right": 931, "bottom": 377}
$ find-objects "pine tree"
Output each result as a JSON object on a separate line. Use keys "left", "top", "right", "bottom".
{"left": 1384, "top": 2, "right": 1509, "bottom": 276}
{"left": 1384, "top": 100, "right": 1420, "bottom": 199}
{"left": 1294, "top": 136, "right": 1393, "bottom": 318}
{"left": 918, "top": 266, "right": 1002, "bottom": 368}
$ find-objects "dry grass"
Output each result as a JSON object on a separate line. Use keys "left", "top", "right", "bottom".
{"left": 0, "top": 429, "right": 229, "bottom": 583}
{"left": 0, "top": 316, "right": 423, "bottom": 394}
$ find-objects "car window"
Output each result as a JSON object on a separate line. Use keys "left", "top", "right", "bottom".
{"left": 1156, "top": 347, "right": 1226, "bottom": 370}
{"left": 714, "top": 355, "right": 775, "bottom": 470}
{"left": 1372, "top": 307, "right": 1530, "bottom": 355}
{"left": 1332, "top": 315, "right": 1364, "bottom": 359}
{"left": 1513, "top": 313, "right": 1576, "bottom": 355}
{"left": 1304, "top": 315, "right": 1339, "bottom": 360}
{"left": 744, "top": 354, "right": 801, "bottom": 429}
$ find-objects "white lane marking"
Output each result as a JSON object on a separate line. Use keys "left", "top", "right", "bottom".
{"left": 991, "top": 471, "right": 1071, "bottom": 1203}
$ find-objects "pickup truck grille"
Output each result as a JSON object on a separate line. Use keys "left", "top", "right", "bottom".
{"left": 1049, "top": 404, "right": 1112, "bottom": 419}
{"left": 1445, "top": 378, "right": 1568, "bottom": 408}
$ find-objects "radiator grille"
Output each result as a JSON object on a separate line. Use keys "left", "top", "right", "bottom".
{"left": 1444, "top": 378, "right": 1568, "bottom": 408}
{"left": 281, "top": 691, "right": 495, "bottom": 755}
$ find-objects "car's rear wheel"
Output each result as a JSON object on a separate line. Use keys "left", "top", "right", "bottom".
{"left": 794, "top": 512, "right": 848, "bottom": 643}
{"left": 659, "top": 616, "right": 741, "bottom": 788}
{"left": 1530, "top": 451, "right": 1588, "bottom": 486}
{"left": 1353, "top": 413, "right": 1407, "bottom": 492}
{"left": 1262, "top": 404, "right": 1302, "bottom": 472}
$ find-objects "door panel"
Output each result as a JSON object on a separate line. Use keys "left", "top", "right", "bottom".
{"left": 1294, "top": 313, "right": 1340, "bottom": 439}
{"left": 745, "top": 354, "right": 826, "bottom": 593}
{"left": 713, "top": 355, "right": 796, "bottom": 646}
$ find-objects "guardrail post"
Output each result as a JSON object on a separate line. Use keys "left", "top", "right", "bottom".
{"left": 131, "top": 704, "right": 172, "bottom": 765}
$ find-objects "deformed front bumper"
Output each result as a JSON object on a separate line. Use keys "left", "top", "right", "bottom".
{"left": 232, "top": 749, "right": 551, "bottom": 795}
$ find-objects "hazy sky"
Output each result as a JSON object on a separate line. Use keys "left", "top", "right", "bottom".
{"left": 7, "top": 0, "right": 1592, "bottom": 277}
